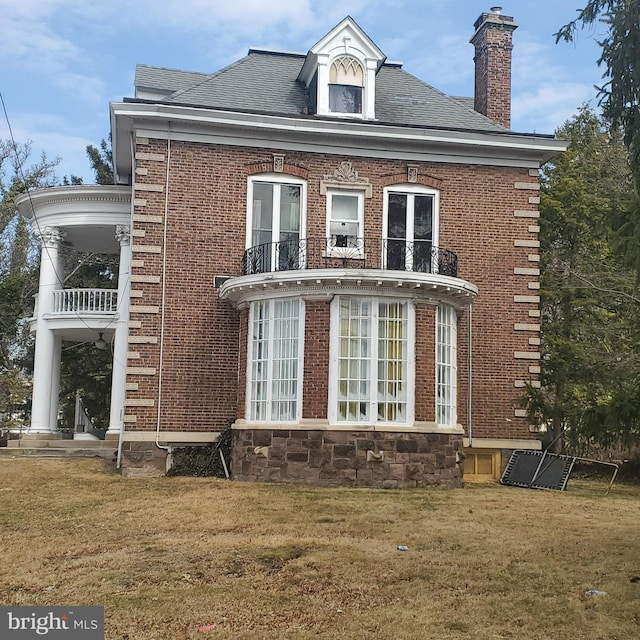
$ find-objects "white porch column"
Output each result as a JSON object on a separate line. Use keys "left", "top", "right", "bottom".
{"left": 106, "top": 224, "right": 131, "bottom": 437}
{"left": 49, "top": 335, "right": 63, "bottom": 431}
{"left": 29, "top": 226, "right": 65, "bottom": 434}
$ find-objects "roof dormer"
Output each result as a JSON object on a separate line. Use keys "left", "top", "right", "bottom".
{"left": 297, "top": 16, "right": 386, "bottom": 120}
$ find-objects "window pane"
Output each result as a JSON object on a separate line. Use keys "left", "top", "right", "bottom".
{"left": 414, "top": 195, "right": 433, "bottom": 240}
{"left": 332, "top": 194, "right": 359, "bottom": 220}
{"left": 278, "top": 185, "right": 301, "bottom": 271}
{"left": 436, "top": 304, "right": 457, "bottom": 426}
{"left": 329, "top": 85, "right": 362, "bottom": 113}
{"left": 252, "top": 182, "right": 273, "bottom": 245}
{"left": 377, "top": 301, "right": 407, "bottom": 423}
{"left": 335, "top": 297, "right": 409, "bottom": 424}
{"left": 336, "top": 296, "right": 371, "bottom": 422}
{"left": 248, "top": 299, "right": 301, "bottom": 422}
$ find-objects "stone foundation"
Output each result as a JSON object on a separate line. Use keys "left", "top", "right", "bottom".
{"left": 120, "top": 441, "right": 168, "bottom": 477}
{"left": 232, "top": 429, "right": 464, "bottom": 488}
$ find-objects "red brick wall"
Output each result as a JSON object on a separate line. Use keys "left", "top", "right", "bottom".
{"left": 415, "top": 304, "right": 436, "bottom": 422}
{"left": 302, "top": 300, "right": 330, "bottom": 419}
{"left": 125, "top": 139, "right": 538, "bottom": 442}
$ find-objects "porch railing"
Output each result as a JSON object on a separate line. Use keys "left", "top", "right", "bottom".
{"left": 242, "top": 237, "right": 458, "bottom": 277}
{"left": 52, "top": 288, "right": 118, "bottom": 314}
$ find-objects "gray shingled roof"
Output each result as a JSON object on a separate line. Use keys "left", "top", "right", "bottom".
{"left": 133, "top": 50, "right": 508, "bottom": 133}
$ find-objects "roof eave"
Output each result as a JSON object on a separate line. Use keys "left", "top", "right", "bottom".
{"left": 111, "top": 101, "right": 567, "bottom": 182}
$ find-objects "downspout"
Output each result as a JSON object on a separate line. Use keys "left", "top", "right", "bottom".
{"left": 117, "top": 132, "right": 136, "bottom": 469}
{"left": 467, "top": 303, "right": 473, "bottom": 447}
{"left": 156, "top": 126, "right": 172, "bottom": 457}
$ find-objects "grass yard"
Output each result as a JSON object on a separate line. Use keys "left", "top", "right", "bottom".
{"left": 0, "top": 458, "right": 639, "bottom": 640}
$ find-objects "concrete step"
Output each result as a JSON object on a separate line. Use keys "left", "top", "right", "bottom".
{"left": 0, "top": 446, "right": 117, "bottom": 459}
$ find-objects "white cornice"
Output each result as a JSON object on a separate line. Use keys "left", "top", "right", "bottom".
{"left": 111, "top": 102, "right": 567, "bottom": 183}
{"left": 218, "top": 268, "right": 478, "bottom": 309}
{"left": 16, "top": 185, "right": 131, "bottom": 221}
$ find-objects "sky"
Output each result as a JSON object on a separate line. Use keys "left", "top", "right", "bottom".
{"left": 0, "top": 0, "right": 607, "bottom": 183}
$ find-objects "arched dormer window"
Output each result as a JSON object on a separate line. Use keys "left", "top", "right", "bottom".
{"left": 297, "top": 17, "right": 386, "bottom": 121}
{"left": 329, "top": 56, "right": 364, "bottom": 114}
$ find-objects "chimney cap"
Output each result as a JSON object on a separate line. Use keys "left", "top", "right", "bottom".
{"left": 490, "top": 6, "right": 502, "bottom": 14}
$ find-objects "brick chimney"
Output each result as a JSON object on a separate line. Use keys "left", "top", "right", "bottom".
{"left": 470, "top": 6, "right": 518, "bottom": 128}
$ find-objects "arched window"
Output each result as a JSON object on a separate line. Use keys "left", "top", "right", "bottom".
{"left": 329, "top": 56, "right": 364, "bottom": 114}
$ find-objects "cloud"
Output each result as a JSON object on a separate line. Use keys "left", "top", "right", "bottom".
{"left": 511, "top": 30, "right": 602, "bottom": 133}
{"left": 0, "top": 111, "right": 94, "bottom": 182}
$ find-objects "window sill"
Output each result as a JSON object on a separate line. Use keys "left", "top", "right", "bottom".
{"left": 232, "top": 419, "right": 464, "bottom": 435}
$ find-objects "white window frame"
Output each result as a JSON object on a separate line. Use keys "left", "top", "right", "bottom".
{"left": 246, "top": 297, "right": 305, "bottom": 423}
{"left": 382, "top": 184, "right": 440, "bottom": 271}
{"left": 325, "top": 188, "right": 365, "bottom": 257}
{"left": 436, "top": 303, "right": 457, "bottom": 427}
{"left": 246, "top": 174, "right": 307, "bottom": 271}
{"left": 328, "top": 295, "right": 415, "bottom": 426}
{"left": 328, "top": 55, "right": 364, "bottom": 115}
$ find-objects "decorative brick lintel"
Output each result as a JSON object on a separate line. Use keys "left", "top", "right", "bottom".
{"left": 514, "top": 210, "right": 540, "bottom": 218}
{"left": 514, "top": 182, "right": 540, "bottom": 191}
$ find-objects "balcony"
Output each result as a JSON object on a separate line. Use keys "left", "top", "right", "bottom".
{"left": 52, "top": 289, "right": 118, "bottom": 315}
{"left": 30, "top": 288, "right": 119, "bottom": 343}
{"left": 242, "top": 237, "right": 458, "bottom": 277}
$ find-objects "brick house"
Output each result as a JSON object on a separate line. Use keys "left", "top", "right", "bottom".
{"left": 17, "top": 9, "right": 565, "bottom": 485}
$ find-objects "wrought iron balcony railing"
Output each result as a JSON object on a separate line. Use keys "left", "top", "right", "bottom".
{"left": 242, "top": 237, "right": 457, "bottom": 277}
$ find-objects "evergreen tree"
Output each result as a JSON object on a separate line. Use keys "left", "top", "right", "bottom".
{"left": 526, "top": 107, "right": 640, "bottom": 451}
{"left": 556, "top": 1, "right": 640, "bottom": 274}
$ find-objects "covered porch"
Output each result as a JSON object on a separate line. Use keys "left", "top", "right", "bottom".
{"left": 15, "top": 185, "right": 132, "bottom": 441}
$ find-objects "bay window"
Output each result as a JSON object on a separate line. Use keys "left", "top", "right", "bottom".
{"left": 330, "top": 296, "right": 414, "bottom": 424}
